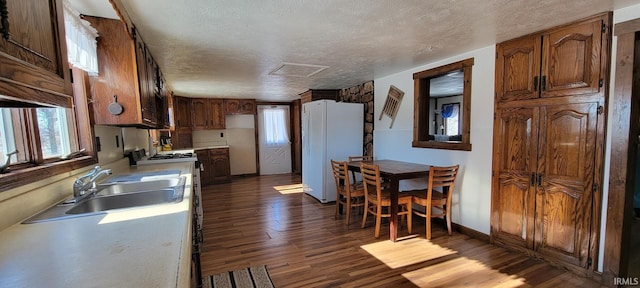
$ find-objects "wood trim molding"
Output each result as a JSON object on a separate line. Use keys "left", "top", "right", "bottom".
{"left": 602, "top": 18, "right": 640, "bottom": 284}
{"left": 451, "top": 222, "right": 490, "bottom": 243}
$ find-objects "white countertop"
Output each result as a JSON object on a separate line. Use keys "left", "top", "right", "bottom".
{"left": 0, "top": 162, "right": 195, "bottom": 288}
{"left": 194, "top": 145, "right": 229, "bottom": 150}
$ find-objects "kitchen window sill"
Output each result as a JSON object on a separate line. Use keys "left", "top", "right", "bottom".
{"left": 0, "top": 156, "right": 97, "bottom": 192}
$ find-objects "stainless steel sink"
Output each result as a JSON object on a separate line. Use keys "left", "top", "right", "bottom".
{"left": 66, "top": 188, "right": 183, "bottom": 214}
{"left": 23, "top": 176, "right": 186, "bottom": 223}
{"left": 95, "top": 177, "right": 185, "bottom": 196}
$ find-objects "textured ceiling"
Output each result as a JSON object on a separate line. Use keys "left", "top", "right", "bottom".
{"left": 68, "top": 0, "right": 640, "bottom": 101}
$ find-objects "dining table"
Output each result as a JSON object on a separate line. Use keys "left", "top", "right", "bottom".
{"left": 347, "top": 159, "right": 431, "bottom": 242}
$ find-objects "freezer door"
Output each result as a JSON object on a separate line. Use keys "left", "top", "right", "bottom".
{"left": 302, "top": 101, "right": 327, "bottom": 202}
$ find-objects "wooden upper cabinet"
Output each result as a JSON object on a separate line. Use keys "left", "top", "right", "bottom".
{"left": 0, "top": 0, "right": 73, "bottom": 107}
{"left": 496, "top": 14, "right": 607, "bottom": 102}
{"left": 299, "top": 89, "right": 339, "bottom": 104}
{"left": 173, "top": 96, "right": 192, "bottom": 128}
{"left": 495, "top": 35, "right": 541, "bottom": 102}
{"left": 191, "top": 98, "right": 225, "bottom": 130}
{"left": 224, "top": 99, "right": 256, "bottom": 115}
{"left": 84, "top": 16, "right": 164, "bottom": 127}
{"left": 157, "top": 73, "right": 171, "bottom": 129}
{"left": 541, "top": 19, "right": 603, "bottom": 98}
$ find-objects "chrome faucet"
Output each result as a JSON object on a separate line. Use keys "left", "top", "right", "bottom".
{"left": 72, "top": 166, "right": 112, "bottom": 199}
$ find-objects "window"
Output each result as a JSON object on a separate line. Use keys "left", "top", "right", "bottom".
{"left": 413, "top": 58, "right": 473, "bottom": 151}
{"left": 0, "top": 68, "right": 97, "bottom": 191}
{"left": 442, "top": 103, "right": 460, "bottom": 136}
{"left": 0, "top": 107, "right": 79, "bottom": 165}
{"left": 263, "top": 108, "right": 290, "bottom": 145}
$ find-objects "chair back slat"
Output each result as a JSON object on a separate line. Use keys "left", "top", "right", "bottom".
{"left": 331, "top": 160, "right": 351, "bottom": 187}
{"left": 360, "top": 162, "right": 382, "bottom": 199}
{"left": 428, "top": 165, "right": 459, "bottom": 195}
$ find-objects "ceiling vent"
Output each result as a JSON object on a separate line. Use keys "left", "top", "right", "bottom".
{"left": 268, "top": 62, "right": 329, "bottom": 77}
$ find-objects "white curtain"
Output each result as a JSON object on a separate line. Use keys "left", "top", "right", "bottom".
{"left": 63, "top": 0, "right": 99, "bottom": 75}
{"left": 263, "top": 108, "right": 290, "bottom": 146}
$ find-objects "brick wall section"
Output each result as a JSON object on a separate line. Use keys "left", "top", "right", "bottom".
{"left": 339, "top": 81, "right": 374, "bottom": 156}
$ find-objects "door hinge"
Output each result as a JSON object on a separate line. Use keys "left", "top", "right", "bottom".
{"left": 69, "top": 69, "right": 73, "bottom": 83}
{"left": 593, "top": 183, "right": 599, "bottom": 193}
{"left": 601, "top": 23, "right": 606, "bottom": 33}
{"left": 493, "top": 112, "right": 496, "bottom": 120}
{"left": 599, "top": 79, "right": 603, "bottom": 87}
{"left": 597, "top": 106, "right": 604, "bottom": 115}
{"left": 587, "top": 257, "right": 592, "bottom": 267}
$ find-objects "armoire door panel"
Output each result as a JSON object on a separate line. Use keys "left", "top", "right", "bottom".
{"left": 492, "top": 107, "right": 539, "bottom": 248}
{"left": 535, "top": 102, "right": 598, "bottom": 267}
{"left": 541, "top": 20, "right": 602, "bottom": 98}
{"left": 495, "top": 35, "right": 542, "bottom": 102}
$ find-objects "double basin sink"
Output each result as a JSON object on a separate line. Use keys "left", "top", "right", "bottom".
{"left": 24, "top": 173, "right": 186, "bottom": 223}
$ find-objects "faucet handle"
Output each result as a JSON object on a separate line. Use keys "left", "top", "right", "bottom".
{"left": 88, "top": 166, "right": 101, "bottom": 175}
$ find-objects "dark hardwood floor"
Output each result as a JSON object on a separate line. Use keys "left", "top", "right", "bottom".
{"left": 200, "top": 174, "right": 604, "bottom": 287}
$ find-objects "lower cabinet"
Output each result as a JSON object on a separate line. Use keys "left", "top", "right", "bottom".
{"left": 196, "top": 148, "right": 231, "bottom": 185}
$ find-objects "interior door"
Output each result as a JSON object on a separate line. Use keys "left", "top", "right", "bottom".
{"left": 535, "top": 102, "right": 598, "bottom": 267}
{"left": 491, "top": 106, "right": 539, "bottom": 249}
{"left": 258, "top": 105, "right": 292, "bottom": 175}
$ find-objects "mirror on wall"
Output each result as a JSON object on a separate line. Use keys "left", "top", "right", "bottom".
{"left": 412, "top": 58, "right": 473, "bottom": 151}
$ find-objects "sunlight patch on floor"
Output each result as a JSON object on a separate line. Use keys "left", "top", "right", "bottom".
{"left": 360, "top": 238, "right": 457, "bottom": 269}
{"left": 273, "top": 183, "right": 304, "bottom": 194}
{"left": 402, "top": 256, "right": 526, "bottom": 287}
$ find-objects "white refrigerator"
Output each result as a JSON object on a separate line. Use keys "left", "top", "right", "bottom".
{"left": 302, "top": 100, "right": 364, "bottom": 203}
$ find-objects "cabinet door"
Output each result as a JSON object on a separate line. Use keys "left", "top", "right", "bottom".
{"left": 535, "top": 102, "right": 598, "bottom": 267}
{"left": 191, "top": 99, "right": 210, "bottom": 130}
{"left": 143, "top": 46, "right": 157, "bottom": 125}
{"left": 240, "top": 100, "right": 256, "bottom": 114}
{"left": 540, "top": 19, "right": 603, "bottom": 98}
{"left": 491, "top": 106, "right": 539, "bottom": 249}
{"left": 196, "top": 150, "right": 213, "bottom": 186}
{"left": 174, "top": 96, "right": 192, "bottom": 128}
{"left": 173, "top": 129, "right": 192, "bottom": 149}
{"left": 0, "top": 0, "right": 72, "bottom": 104}
{"left": 224, "top": 99, "right": 240, "bottom": 114}
{"left": 210, "top": 149, "right": 230, "bottom": 183}
{"left": 134, "top": 32, "right": 150, "bottom": 121}
{"left": 495, "top": 35, "right": 542, "bottom": 102}
{"left": 210, "top": 99, "right": 225, "bottom": 129}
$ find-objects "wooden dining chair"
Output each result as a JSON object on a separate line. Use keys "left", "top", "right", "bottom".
{"left": 331, "top": 160, "right": 366, "bottom": 226}
{"left": 348, "top": 155, "right": 372, "bottom": 186}
{"left": 360, "top": 162, "right": 412, "bottom": 238}
{"left": 408, "top": 165, "right": 459, "bottom": 239}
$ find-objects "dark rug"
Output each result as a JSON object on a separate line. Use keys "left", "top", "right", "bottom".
{"left": 203, "top": 265, "right": 275, "bottom": 288}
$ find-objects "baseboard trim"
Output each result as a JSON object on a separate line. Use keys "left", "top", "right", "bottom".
{"left": 452, "top": 222, "right": 490, "bottom": 243}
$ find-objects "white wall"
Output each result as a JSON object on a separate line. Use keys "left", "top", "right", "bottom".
{"left": 374, "top": 45, "right": 496, "bottom": 234}
{"left": 226, "top": 115, "right": 257, "bottom": 175}
{"left": 373, "top": 4, "right": 640, "bottom": 272}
